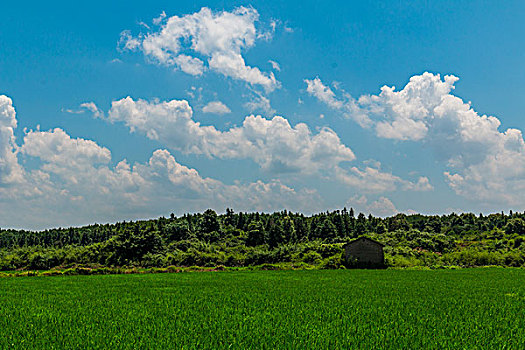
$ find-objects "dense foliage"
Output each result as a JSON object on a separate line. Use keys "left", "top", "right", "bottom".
{"left": 1, "top": 208, "right": 525, "bottom": 270}
{"left": 1, "top": 269, "right": 524, "bottom": 348}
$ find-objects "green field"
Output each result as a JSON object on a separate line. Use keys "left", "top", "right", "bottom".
{"left": 1, "top": 269, "right": 524, "bottom": 349}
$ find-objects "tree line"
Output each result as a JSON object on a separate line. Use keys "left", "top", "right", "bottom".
{"left": 1, "top": 208, "right": 525, "bottom": 271}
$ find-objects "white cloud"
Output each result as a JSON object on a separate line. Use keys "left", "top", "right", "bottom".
{"left": 368, "top": 197, "right": 398, "bottom": 217}
{"left": 120, "top": 7, "right": 279, "bottom": 91}
{"left": 356, "top": 73, "right": 459, "bottom": 142}
{"left": 0, "top": 92, "right": 437, "bottom": 228}
{"left": 335, "top": 163, "right": 432, "bottom": 193}
{"left": 202, "top": 101, "right": 231, "bottom": 115}
{"left": 257, "top": 19, "right": 276, "bottom": 41}
{"left": 346, "top": 195, "right": 398, "bottom": 217}
{"left": 105, "top": 96, "right": 429, "bottom": 192}
{"left": 305, "top": 77, "right": 372, "bottom": 127}
{"left": 80, "top": 102, "right": 104, "bottom": 118}
{"left": 0, "top": 95, "right": 24, "bottom": 184}
{"left": 62, "top": 108, "right": 83, "bottom": 114}
{"left": 118, "top": 30, "right": 141, "bottom": 51}
{"left": 309, "top": 72, "right": 525, "bottom": 206}
{"left": 269, "top": 60, "right": 280, "bottom": 72}
{"left": 359, "top": 73, "right": 525, "bottom": 204}
{"left": 305, "top": 77, "right": 343, "bottom": 109}
{"left": 173, "top": 54, "right": 205, "bottom": 76}
{"left": 153, "top": 11, "right": 166, "bottom": 26}
{"left": 107, "top": 96, "right": 356, "bottom": 174}
{"left": 0, "top": 94, "right": 323, "bottom": 229}
{"left": 21, "top": 128, "right": 112, "bottom": 176}
{"left": 186, "top": 86, "right": 203, "bottom": 100}
{"left": 63, "top": 102, "right": 104, "bottom": 118}
{"left": 244, "top": 93, "right": 275, "bottom": 115}
{"left": 5, "top": 145, "right": 322, "bottom": 229}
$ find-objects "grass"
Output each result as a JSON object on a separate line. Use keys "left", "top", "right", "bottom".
{"left": 1, "top": 269, "right": 524, "bottom": 349}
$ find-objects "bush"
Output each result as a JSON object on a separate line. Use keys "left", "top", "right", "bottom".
{"left": 300, "top": 251, "right": 323, "bottom": 265}
{"left": 319, "top": 254, "right": 343, "bottom": 269}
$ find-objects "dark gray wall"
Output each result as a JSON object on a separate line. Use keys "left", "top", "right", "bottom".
{"left": 345, "top": 239, "right": 384, "bottom": 265}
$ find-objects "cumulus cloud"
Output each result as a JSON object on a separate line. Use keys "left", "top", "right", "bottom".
{"left": 118, "top": 30, "right": 141, "bottom": 51}
{"left": 202, "top": 101, "right": 231, "bottom": 115}
{"left": 0, "top": 95, "right": 24, "bottom": 184}
{"left": 6, "top": 146, "right": 321, "bottom": 229}
{"left": 80, "top": 102, "right": 104, "bottom": 118}
{"left": 0, "top": 93, "right": 435, "bottom": 228}
{"left": 305, "top": 77, "right": 343, "bottom": 109}
{"left": 308, "top": 72, "right": 525, "bottom": 205}
{"left": 153, "top": 11, "right": 167, "bottom": 26}
{"left": 20, "top": 128, "right": 112, "bottom": 186}
{"left": 335, "top": 163, "right": 432, "bottom": 194}
{"left": 104, "top": 96, "right": 429, "bottom": 192}
{"left": 0, "top": 94, "right": 323, "bottom": 229}
{"left": 305, "top": 77, "right": 372, "bottom": 127}
{"left": 120, "top": 7, "right": 279, "bottom": 91}
{"left": 64, "top": 102, "right": 104, "bottom": 118}
{"left": 243, "top": 93, "right": 275, "bottom": 115}
{"left": 107, "top": 96, "right": 356, "bottom": 175}
{"left": 346, "top": 195, "right": 399, "bottom": 217}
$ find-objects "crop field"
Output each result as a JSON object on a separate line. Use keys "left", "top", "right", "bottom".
{"left": 1, "top": 269, "right": 524, "bottom": 349}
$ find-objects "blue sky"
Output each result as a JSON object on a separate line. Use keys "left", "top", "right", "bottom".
{"left": 1, "top": 1, "right": 525, "bottom": 229}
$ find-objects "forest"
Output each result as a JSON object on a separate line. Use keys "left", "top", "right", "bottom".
{"left": 1, "top": 208, "right": 525, "bottom": 271}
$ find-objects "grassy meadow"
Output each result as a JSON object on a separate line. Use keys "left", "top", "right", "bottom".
{"left": 1, "top": 269, "right": 524, "bottom": 349}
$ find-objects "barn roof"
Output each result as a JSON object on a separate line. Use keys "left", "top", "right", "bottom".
{"left": 344, "top": 236, "right": 385, "bottom": 247}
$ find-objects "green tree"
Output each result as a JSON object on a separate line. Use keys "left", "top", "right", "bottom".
{"left": 313, "top": 217, "right": 337, "bottom": 241}
{"left": 246, "top": 221, "right": 266, "bottom": 246}
{"left": 282, "top": 216, "right": 296, "bottom": 243}
{"left": 200, "top": 209, "right": 221, "bottom": 234}
{"left": 268, "top": 220, "right": 284, "bottom": 248}
{"left": 355, "top": 213, "right": 367, "bottom": 236}
{"left": 505, "top": 218, "right": 525, "bottom": 235}
{"left": 165, "top": 221, "right": 191, "bottom": 242}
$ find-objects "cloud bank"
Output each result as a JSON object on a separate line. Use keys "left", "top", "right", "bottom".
{"left": 0, "top": 91, "right": 429, "bottom": 229}
{"left": 307, "top": 72, "right": 525, "bottom": 205}
{"left": 0, "top": 94, "right": 322, "bottom": 229}
{"left": 106, "top": 97, "right": 356, "bottom": 175}
{"left": 102, "top": 96, "right": 430, "bottom": 191}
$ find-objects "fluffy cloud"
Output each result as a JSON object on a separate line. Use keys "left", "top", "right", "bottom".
{"left": 0, "top": 92, "right": 434, "bottom": 229}
{"left": 0, "top": 95, "right": 24, "bottom": 184}
{"left": 22, "top": 128, "right": 111, "bottom": 167}
{"left": 346, "top": 195, "right": 399, "bottom": 217}
{"left": 356, "top": 73, "right": 460, "bottom": 142}
{"left": 0, "top": 94, "right": 325, "bottom": 229}
{"left": 305, "top": 77, "right": 343, "bottom": 109}
{"left": 335, "top": 163, "right": 432, "bottom": 193}
{"left": 304, "top": 77, "right": 372, "bottom": 127}
{"left": 63, "top": 102, "right": 104, "bottom": 118}
{"left": 80, "top": 102, "right": 104, "bottom": 118}
{"left": 107, "top": 96, "right": 356, "bottom": 174}
{"left": 202, "top": 101, "right": 231, "bottom": 115}
{"left": 104, "top": 96, "right": 430, "bottom": 192}
{"left": 120, "top": 7, "right": 279, "bottom": 91}
{"left": 243, "top": 93, "right": 275, "bottom": 115}
{"left": 20, "top": 128, "right": 113, "bottom": 186}
{"left": 308, "top": 72, "right": 525, "bottom": 205}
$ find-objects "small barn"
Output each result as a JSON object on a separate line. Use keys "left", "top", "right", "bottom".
{"left": 343, "top": 237, "right": 385, "bottom": 268}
